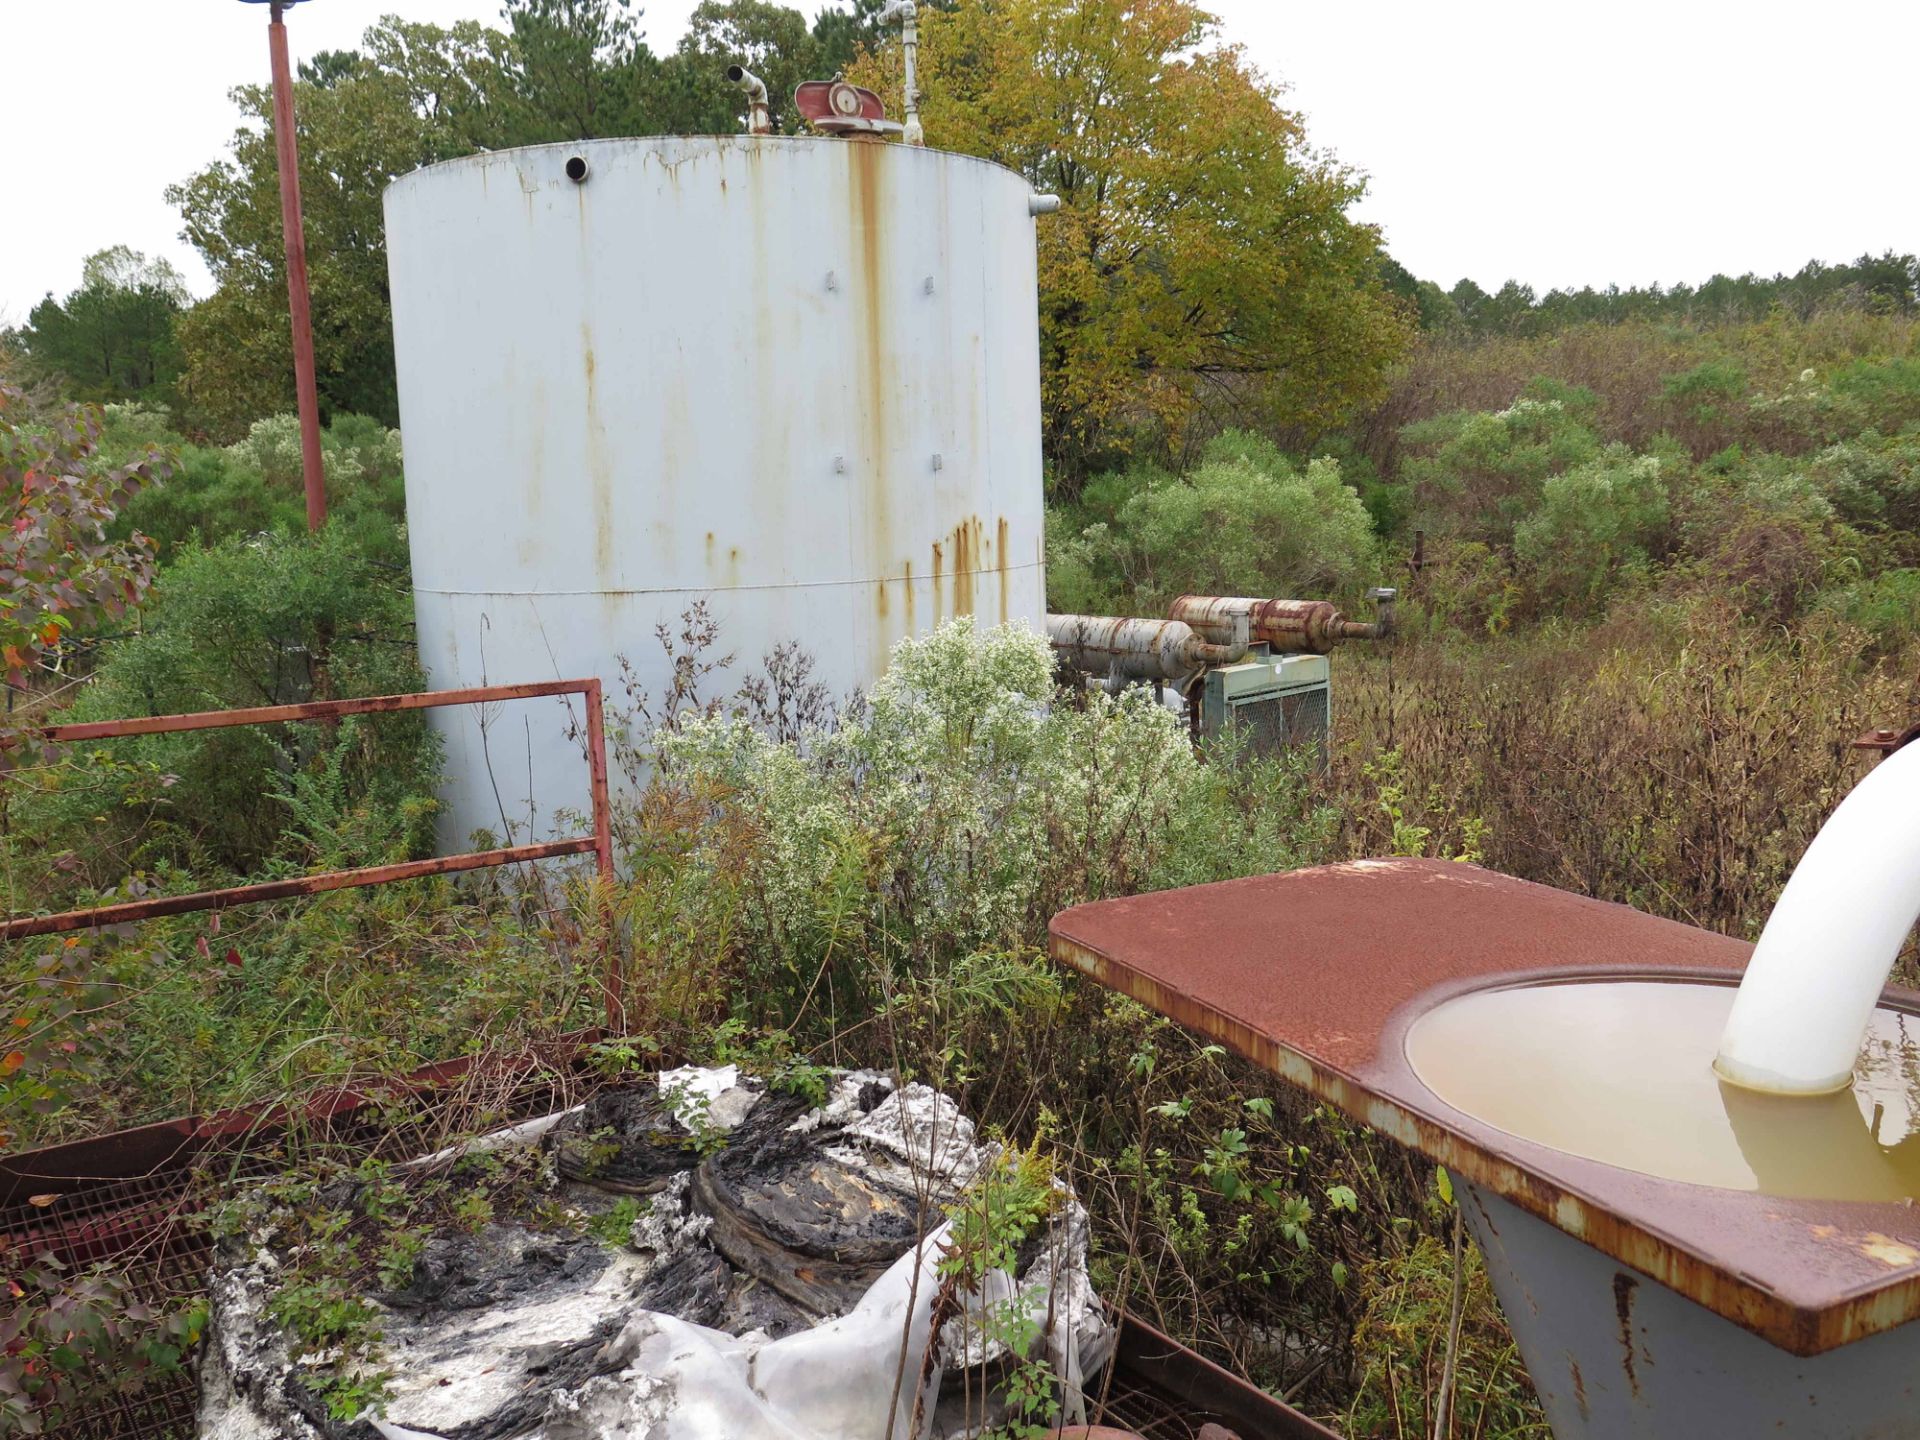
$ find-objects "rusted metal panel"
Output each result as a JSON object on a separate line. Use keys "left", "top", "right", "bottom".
{"left": 384, "top": 136, "right": 1051, "bottom": 848}
{"left": 1111, "top": 1312, "right": 1343, "bottom": 1439}
{"left": 1048, "top": 859, "right": 1920, "bottom": 1358}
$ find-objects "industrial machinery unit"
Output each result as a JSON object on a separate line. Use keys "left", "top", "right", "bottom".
{"left": 385, "top": 130, "right": 1054, "bottom": 846}
{"left": 1047, "top": 589, "right": 1393, "bottom": 763}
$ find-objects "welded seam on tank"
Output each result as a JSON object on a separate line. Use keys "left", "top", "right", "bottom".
{"left": 415, "top": 561, "right": 1046, "bottom": 597}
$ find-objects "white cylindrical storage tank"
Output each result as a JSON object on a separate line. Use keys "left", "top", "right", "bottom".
{"left": 384, "top": 135, "right": 1049, "bottom": 846}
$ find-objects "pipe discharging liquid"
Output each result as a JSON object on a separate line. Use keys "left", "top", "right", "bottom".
{"left": 1714, "top": 740, "right": 1920, "bottom": 1095}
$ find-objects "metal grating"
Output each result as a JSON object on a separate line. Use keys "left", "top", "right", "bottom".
{"left": 1221, "top": 684, "right": 1331, "bottom": 773}
{"left": 2, "top": 1163, "right": 224, "bottom": 1438}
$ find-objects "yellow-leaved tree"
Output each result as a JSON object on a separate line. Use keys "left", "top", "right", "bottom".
{"left": 851, "top": 0, "right": 1410, "bottom": 487}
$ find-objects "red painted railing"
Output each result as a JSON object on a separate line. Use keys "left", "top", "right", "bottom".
{"left": 2, "top": 679, "right": 623, "bottom": 1026}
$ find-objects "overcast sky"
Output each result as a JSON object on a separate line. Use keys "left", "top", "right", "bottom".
{"left": 2, "top": 0, "right": 1914, "bottom": 322}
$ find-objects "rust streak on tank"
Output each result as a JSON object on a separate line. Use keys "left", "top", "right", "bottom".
{"left": 953, "top": 518, "right": 975, "bottom": 617}
{"left": 931, "top": 541, "right": 944, "bottom": 624}
{"left": 996, "top": 516, "right": 1010, "bottom": 622}
{"left": 903, "top": 560, "right": 914, "bottom": 629}
{"left": 1613, "top": 1272, "right": 1642, "bottom": 1398}
{"left": 581, "top": 327, "right": 614, "bottom": 581}
{"left": 849, "top": 141, "right": 890, "bottom": 610}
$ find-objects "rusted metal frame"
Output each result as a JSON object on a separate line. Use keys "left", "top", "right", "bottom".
{"left": 4, "top": 679, "right": 628, "bottom": 1030}
{"left": 1, "top": 1034, "right": 599, "bottom": 1209}
{"left": 17, "top": 678, "right": 594, "bottom": 747}
{"left": 582, "top": 678, "right": 623, "bottom": 1031}
{"left": 0, "top": 840, "right": 596, "bottom": 941}
{"left": 1111, "top": 1311, "right": 1344, "bottom": 1440}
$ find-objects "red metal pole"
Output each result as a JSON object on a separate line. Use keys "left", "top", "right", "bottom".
{"left": 267, "top": 0, "right": 327, "bottom": 531}
{"left": 16, "top": 678, "right": 598, "bottom": 747}
{"left": 583, "top": 678, "right": 623, "bottom": 1031}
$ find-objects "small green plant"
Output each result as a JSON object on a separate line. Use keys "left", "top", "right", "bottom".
{"left": 0, "top": 1256, "right": 206, "bottom": 1435}
{"left": 586, "top": 1196, "right": 643, "bottom": 1248}
{"left": 659, "top": 1081, "right": 730, "bottom": 1158}
{"left": 941, "top": 1140, "right": 1060, "bottom": 1284}
{"left": 451, "top": 1188, "right": 494, "bottom": 1233}
{"left": 374, "top": 1228, "right": 428, "bottom": 1291}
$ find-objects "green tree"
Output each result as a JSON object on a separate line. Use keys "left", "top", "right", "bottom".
{"left": 14, "top": 248, "right": 188, "bottom": 404}
{"left": 494, "top": 0, "right": 652, "bottom": 143}
{"left": 669, "top": 0, "right": 833, "bottom": 133}
{"left": 1399, "top": 382, "right": 1602, "bottom": 546}
{"left": 168, "top": 23, "right": 487, "bottom": 436}
{"left": 1050, "top": 430, "right": 1376, "bottom": 613}
{"left": 851, "top": 0, "right": 1409, "bottom": 486}
{"left": 0, "top": 385, "right": 172, "bottom": 687}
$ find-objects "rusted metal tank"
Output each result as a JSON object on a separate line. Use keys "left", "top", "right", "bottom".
{"left": 384, "top": 135, "right": 1049, "bottom": 844}
{"left": 1167, "top": 594, "right": 1394, "bottom": 655}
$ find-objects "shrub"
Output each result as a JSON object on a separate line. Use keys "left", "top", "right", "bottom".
{"left": 1816, "top": 568, "right": 1920, "bottom": 653}
{"left": 0, "top": 387, "right": 171, "bottom": 687}
{"left": 1657, "top": 357, "right": 1749, "bottom": 456}
{"left": 1513, "top": 448, "right": 1669, "bottom": 615}
{"left": 1121, "top": 432, "right": 1376, "bottom": 607}
{"left": 648, "top": 618, "right": 1333, "bottom": 1035}
{"left": 19, "top": 526, "right": 435, "bottom": 888}
{"left": 1332, "top": 597, "right": 1903, "bottom": 938}
{"left": 1343, "top": 1226, "right": 1547, "bottom": 1440}
{"left": 1399, "top": 385, "right": 1601, "bottom": 546}
{"left": 1803, "top": 431, "right": 1920, "bottom": 548}
{"left": 108, "top": 410, "right": 408, "bottom": 563}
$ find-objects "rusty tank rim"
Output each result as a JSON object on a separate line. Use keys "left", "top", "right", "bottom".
{"left": 385, "top": 132, "right": 1040, "bottom": 198}
{"left": 1048, "top": 859, "right": 1920, "bottom": 1357}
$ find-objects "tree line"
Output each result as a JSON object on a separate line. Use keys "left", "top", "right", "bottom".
{"left": 7, "top": 0, "right": 1910, "bottom": 484}
{"left": 1381, "top": 251, "right": 1920, "bottom": 340}
{"left": 5, "top": 0, "right": 1404, "bottom": 487}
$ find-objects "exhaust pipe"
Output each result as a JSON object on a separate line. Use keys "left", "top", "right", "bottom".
{"left": 727, "top": 65, "right": 772, "bottom": 136}
{"left": 1168, "top": 590, "right": 1396, "bottom": 654}
{"left": 1046, "top": 614, "right": 1250, "bottom": 690}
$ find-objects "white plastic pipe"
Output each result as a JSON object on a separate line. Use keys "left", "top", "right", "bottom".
{"left": 876, "top": 1, "right": 922, "bottom": 146}
{"left": 1715, "top": 739, "right": 1920, "bottom": 1094}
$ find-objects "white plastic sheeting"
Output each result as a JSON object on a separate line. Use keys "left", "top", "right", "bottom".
{"left": 198, "top": 1068, "right": 1112, "bottom": 1440}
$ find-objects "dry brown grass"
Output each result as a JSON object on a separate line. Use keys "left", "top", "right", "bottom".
{"left": 1332, "top": 599, "right": 1918, "bottom": 943}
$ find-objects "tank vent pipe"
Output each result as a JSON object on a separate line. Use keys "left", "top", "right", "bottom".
{"left": 876, "top": 1, "right": 923, "bottom": 146}
{"left": 726, "top": 65, "right": 772, "bottom": 136}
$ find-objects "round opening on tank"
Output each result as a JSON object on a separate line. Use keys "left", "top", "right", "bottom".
{"left": 564, "top": 155, "right": 589, "bottom": 183}
{"left": 1405, "top": 979, "right": 1920, "bottom": 1201}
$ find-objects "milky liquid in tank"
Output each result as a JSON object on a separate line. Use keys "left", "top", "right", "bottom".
{"left": 1405, "top": 980, "right": 1920, "bottom": 1201}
